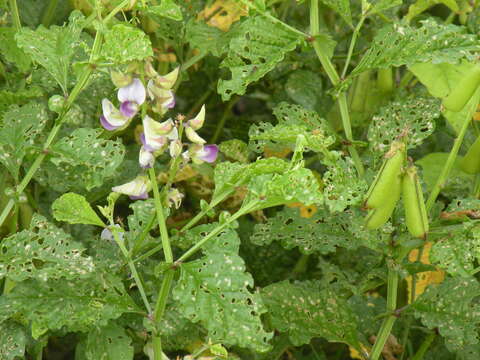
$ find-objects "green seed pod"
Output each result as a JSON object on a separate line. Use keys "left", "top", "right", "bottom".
{"left": 402, "top": 165, "right": 429, "bottom": 239}
{"left": 443, "top": 65, "right": 480, "bottom": 112}
{"left": 460, "top": 135, "right": 480, "bottom": 174}
{"left": 365, "top": 141, "right": 405, "bottom": 209}
{"left": 365, "top": 190, "right": 400, "bottom": 230}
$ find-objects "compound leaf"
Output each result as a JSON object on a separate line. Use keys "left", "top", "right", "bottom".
{"left": 351, "top": 20, "right": 480, "bottom": 77}
{"left": 262, "top": 280, "right": 360, "bottom": 348}
{"left": 411, "top": 277, "right": 480, "bottom": 351}
{"left": 0, "top": 321, "right": 27, "bottom": 360}
{"left": 52, "top": 192, "right": 106, "bottom": 227}
{"left": 0, "top": 214, "right": 95, "bottom": 282}
{"left": 218, "top": 16, "right": 302, "bottom": 100}
{"left": 172, "top": 226, "right": 272, "bottom": 352}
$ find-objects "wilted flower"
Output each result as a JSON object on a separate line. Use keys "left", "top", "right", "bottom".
{"left": 167, "top": 188, "right": 184, "bottom": 209}
{"left": 112, "top": 175, "right": 151, "bottom": 200}
{"left": 169, "top": 139, "right": 182, "bottom": 158}
{"left": 190, "top": 144, "right": 219, "bottom": 164}
{"left": 139, "top": 146, "right": 155, "bottom": 169}
{"left": 101, "top": 224, "right": 125, "bottom": 242}
{"left": 148, "top": 81, "right": 175, "bottom": 115}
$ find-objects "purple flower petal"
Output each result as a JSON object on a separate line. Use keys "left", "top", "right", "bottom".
{"left": 118, "top": 78, "right": 146, "bottom": 105}
{"left": 100, "top": 115, "right": 121, "bottom": 131}
{"left": 198, "top": 144, "right": 219, "bottom": 163}
{"left": 101, "top": 99, "right": 129, "bottom": 129}
{"left": 165, "top": 93, "right": 176, "bottom": 109}
{"left": 120, "top": 101, "right": 139, "bottom": 118}
{"left": 130, "top": 192, "right": 149, "bottom": 200}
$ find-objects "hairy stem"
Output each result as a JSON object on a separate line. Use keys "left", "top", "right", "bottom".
{"left": 369, "top": 266, "right": 399, "bottom": 360}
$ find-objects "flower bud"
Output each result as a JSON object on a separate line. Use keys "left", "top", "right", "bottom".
{"left": 188, "top": 105, "right": 205, "bottom": 130}
{"left": 185, "top": 127, "right": 206, "bottom": 144}
{"left": 169, "top": 139, "right": 182, "bottom": 158}
{"left": 111, "top": 71, "right": 133, "bottom": 88}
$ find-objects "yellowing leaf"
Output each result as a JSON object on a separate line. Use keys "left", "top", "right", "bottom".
{"left": 349, "top": 343, "right": 370, "bottom": 360}
{"left": 406, "top": 242, "right": 445, "bottom": 302}
{"left": 198, "top": 0, "right": 247, "bottom": 32}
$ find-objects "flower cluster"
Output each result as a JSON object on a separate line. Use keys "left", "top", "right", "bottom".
{"left": 101, "top": 62, "right": 218, "bottom": 203}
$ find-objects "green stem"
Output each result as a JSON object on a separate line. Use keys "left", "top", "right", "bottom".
{"left": 103, "top": 0, "right": 132, "bottom": 23}
{"left": 162, "top": 125, "right": 184, "bottom": 199}
{"left": 209, "top": 96, "right": 237, "bottom": 144}
{"left": 152, "top": 269, "right": 174, "bottom": 359}
{"left": 152, "top": 336, "right": 163, "bottom": 360}
{"left": 113, "top": 229, "right": 152, "bottom": 314}
{"left": 310, "top": 0, "right": 364, "bottom": 176}
{"left": 41, "top": 0, "right": 59, "bottom": 27}
{"left": 176, "top": 201, "right": 259, "bottom": 264}
{"left": 369, "top": 267, "right": 399, "bottom": 360}
{"left": 411, "top": 333, "right": 436, "bottom": 360}
{"left": 425, "top": 115, "right": 472, "bottom": 212}
{"left": 8, "top": 0, "right": 21, "bottom": 31}
{"left": 148, "top": 168, "right": 173, "bottom": 264}
{"left": 341, "top": 16, "right": 366, "bottom": 79}
{"left": 181, "top": 52, "right": 206, "bottom": 73}
{"left": 0, "top": 17, "right": 106, "bottom": 228}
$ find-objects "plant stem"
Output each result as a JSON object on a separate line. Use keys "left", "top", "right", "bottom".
{"left": 148, "top": 168, "right": 173, "bottom": 264}
{"left": 369, "top": 266, "right": 399, "bottom": 360}
{"left": 425, "top": 114, "right": 472, "bottom": 212}
{"left": 103, "top": 0, "right": 132, "bottom": 23}
{"left": 8, "top": 0, "right": 21, "bottom": 31}
{"left": 310, "top": 0, "right": 364, "bottom": 176}
{"left": 152, "top": 269, "right": 174, "bottom": 359}
{"left": 341, "top": 16, "right": 366, "bottom": 79}
{"left": 411, "top": 333, "right": 436, "bottom": 360}
{"left": 41, "top": 0, "right": 59, "bottom": 27}
{"left": 176, "top": 200, "right": 259, "bottom": 264}
{"left": 112, "top": 229, "right": 152, "bottom": 314}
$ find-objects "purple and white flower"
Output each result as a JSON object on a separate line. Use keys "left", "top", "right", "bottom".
{"left": 112, "top": 175, "right": 151, "bottom": 200}
{"left": 100, "top": 78, "right": 146, "bottom": 130}
{"left": 142, "top": 116, "right": 174, "bottom": 152}
{"left": 190, "top": 144, "right": 219, "bottom": 164}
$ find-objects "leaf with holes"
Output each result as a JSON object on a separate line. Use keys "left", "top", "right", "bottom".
{"left": 52, "top": 192, "right": 106, "bottom": 227}
{"left": 262, "top": 280, "right": 360, "bottom": 348}
{"left": 323, "top": 152, "right": 368, "bottom": 212}
{"left": 84, "top": 322, "right": 134, "bottom": 360}
{"left": 249, "top": 102, "right": 334, "bottom": 154}
{"left": 144, "top": 0, "right": 183, "bottom": 22}
{"left": 0, "top": 28, "right": 31, "bottom": 72}
{"left": 219, "top": 139, "right": 250, "bottom": 163}
{"left": 160, "top": 304, "right": 205, "bottom": 351}
{"left": 218, "top": 16, "right": 302, "bottom": 100}
{"left": 367, "top": 91, "right": 440, "bottom": 155}
{"left": 15, "top": 11, "right": 85, "bottom": 93}
{"left": 0, "top": 321, "right": 27, "bottom": 360}
{"left": 172, "top": 226, "right": 273, "bottom": 352}
{"left": 245, "top": 167, "right": 323, "bottom": 210}
{"left": 39, "top": 128, "right": 125, "bottom": 192}
{"left": 351, "top": 20, "right": 480, "bottom": 77}
{"left": 0, "top": 214, "right": 95, "bottom": 282}
{"left": 411, "top": 277, "right": 480, "bottom": 351}
{"left": 0, "top": 102, "right": 48, "bottom": 179}
{"left": 101, "top": 24, "right": 153, "bottom": 64}
{"left": 185, "top": 19, "right": 227, "bottom": 56}
{"left": 0, "top": 274, "right": 138, "bottom": 333}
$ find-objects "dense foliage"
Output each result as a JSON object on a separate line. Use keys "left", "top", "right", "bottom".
{"left": 1, "top": 0, "right": 480, "bottom": 359}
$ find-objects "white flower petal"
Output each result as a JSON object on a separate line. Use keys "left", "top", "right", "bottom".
{"left": 185, "top": 127, "right": 206, "bottom": 144}
{"left": 118, "top": 78, "right": 146, "bottom": 105}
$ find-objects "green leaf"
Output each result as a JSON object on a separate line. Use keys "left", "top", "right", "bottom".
{"left": 251, "top": 206, "right": 375, "bottom": 254}
{"left": 0, "top": 275, "right": 137, "bottom": 333}
{"left": 172, "top": 226, "right": 273, "bottom": 352}
{"left": 40, "top": 128, "right": 125, "bottom": 192}
{"left": 185, "top": 19, "right": 226, "bottom": 56}
{"left": 249, "top": 102, "right": 334, "bottom": 153}
{"left": 0, "top": 102, "right": 48, "bottom": 179}
{"left": 367, "top": 0, "right": 403, "bottom": 14}
{"left": 320, "top": 0, "right": 352, "bottom": 26}
{"left": 411, "top": 277, "right": 480, "bottom": 351}
{"left": 0, "top": 214, "right": 95, "bottom": 282}
{"left": 52, "top": 192, "right": 106, "bottom": 227}
{"left": 323, "top": 152, "right": 368, "bottom": 212}
{"left": 443, "top": 86, "right": 480, "bottom": 134}
{"left": 262, "top": 280, "right": 360, "bottom": 348}
{"left": 246, "top": 167, "right": 323, "bottom": 210}
{"left": 218, "top": 16, "right": 302, "bottom": 100}
{"left": 102, "top": 24, "right": 153, "bottom": 64}
{"left": 146, "top": 0, "right": 183, "bottom": 21}
{"left": 0, "top": 321, "right": 27, "bottom": 360}
{"left": 0, "top": 87, "right": 43, "bottom": 117}
{"left": 430, "top": 226, "right": 480, "bottom": 277}
{"left": 406, "top": 0, "right": 459, "bottom": 22}
{"left": 84, "top": 322, "right": 134, "bottom": 360}
{"left": 285, "top": 70, "right": 323, "bottom": 110}
{"left": 219, "top": 139, "right": 250, "bottom": 163}
{"left": 351, "top": 20, "right": 480, "bottom": 77}
{"left": 367, "top": 91, "right": 440, "bottom": 154}
{"left": 15, "top": 11, "right": 85, "bottom": 93}
{"left": 0, "top": 28, "right": 31, "bottom": 72}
